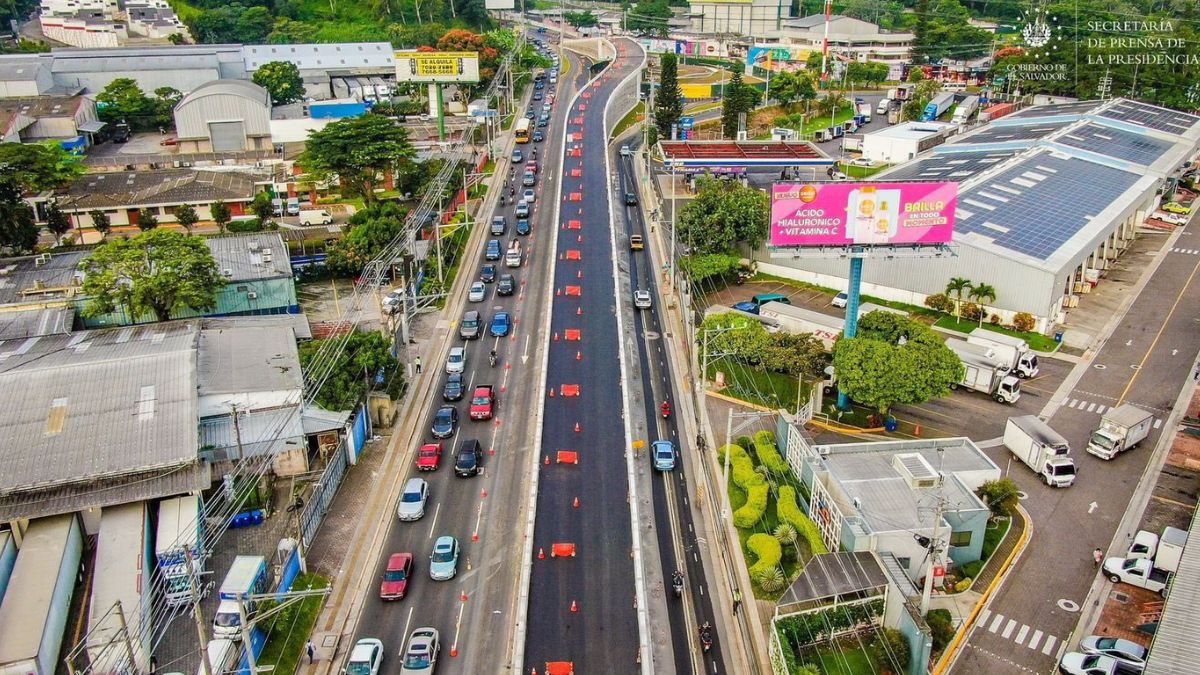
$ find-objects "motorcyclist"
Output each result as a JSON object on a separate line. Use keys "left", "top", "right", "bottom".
{"left": 489, "top": 349, "right": 498, "bottom": 367}
{"left": 510, "top": 185, "right": 515, "bottom": 197}
{"left": 699, "top": 622, "right": 713, "bottom": 650}
{"left": 660, "top": 400, "right": 671, "bottom": 418}
{"left": 532, "top": 148, "right": 538, "bottom": 159}
{"left": 671, "top": 570, "right": 684, "bottom": 594}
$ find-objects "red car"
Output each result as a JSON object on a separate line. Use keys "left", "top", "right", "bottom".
{"left": 416, "top": 442, "right": 442, "bottom": 470}
{"left": 380, "top": 552, "right": 413, "bottom": 600}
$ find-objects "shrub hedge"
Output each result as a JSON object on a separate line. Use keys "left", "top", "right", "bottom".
{"left": 777, "top": 486, "right": 828, "bottom": 555}
{"left": 747, "top": 532, "right": 782, "bottom": 577}
{"left": 734, "top": 482, "right": 769, "bottom": 528}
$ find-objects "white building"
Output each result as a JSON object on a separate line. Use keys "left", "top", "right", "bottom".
{"left": 174, "top": 80, "right": 273, "bottom": 153}
{"left": 38, "top": 0, "right": 187, "bottom": 48}
{"left": 776, "top": 14, "right": 912, "bottom": 68}
{"left": 686, "top": 0, "right": 791, "bottom": 36}
{"left": 860, "top": 121, "right": 956, "bottom": 164}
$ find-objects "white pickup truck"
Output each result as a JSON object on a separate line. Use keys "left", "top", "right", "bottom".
{"left": 1103, "top": 557, "right": 1171, "bottom": 596}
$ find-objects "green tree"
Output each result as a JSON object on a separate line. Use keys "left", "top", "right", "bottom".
{"left": 80, "top": 229, "right": 224, "bottom": 322}
{"left": 563, "top": 10, "right": 598, "bottom": 27}
{"left": 167, "top": 32, "right": 186, "bottom": 44}
{"left": 0, "top": 174, "right": 38, "bottom": 254}
{"left": 0, "top": 141, "right": 85, "bottom": 192}
{"left": 251, "top": 191, "right": 274, "bottom": 222}
{"left": 97, "top": 78, "right": 153, "bottom": 129}
{"left": 253, "top": 60, "right": 306, "bottom": 105}
{"left": 910, "top": 0, "right": 934, "bottom": 63}
{"left": 152, "top": 87, "right": 182, "bottom": 129}
{"left": 174, "top": 203, "right": 199, "bottom": 234}
{"left": 832, "top": 312, "right": 963, "bottom": 414}
{"left": 945, "top": 276, "right": 972, "bottom": 320}
{"left": 626, "top": 0, "right": 672, "bottom": 35}
{"left": 926, "top": 609, "right": 955, "bottom": 654}
{"left": 44, "top": 201, "right": 72, "bottom": 245}
{"left": 769, "top": 70, "right": 800, "bottom": 109}
{"left": 654, "top": 53, "right": 683, "bottom": 140}
{"left": 763, "top": 331, "right": 829, "bottom": 378}
{"left": 678, "top": 252, "right": 740, "bottom": 285}
{"left": 210, "top": 200, "right": 231, "bottom": 233}
{"left": 722, "top": 70, "right": 748, "bottom": 139}
{"left": 298, "top": 331, "right": 404, "bottom": 410}
{"left": 325, "top": 203, "right": 408, "bottom": 274}
{"left": 300, "top": 115, "right": 415, "bottom": 205}
{"left": 88, "top": 209, "right": 111, "bottom": 241}
{"left": 870, "top": 627, "right": 911, "bottom": 673}
{"left": 968, "top": 282, "right": 997, "bottom": 325}
{"left": 136, "top": 208, "right": 159, "bottom": 231}
{"left": 267, "top": 17, "right": 316, "bottom": 44}
{"left": 677, "top": 177, "right": 770, "bottom": 255}
{"left": 975, "top": 477, "right": 1019, "bottom": 518}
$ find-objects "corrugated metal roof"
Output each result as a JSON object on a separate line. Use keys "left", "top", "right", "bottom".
{"left": 0, "top": 306, "right": 75, "bottom": 340}
{"left": 60, "top": 168, "right": 266, "bottom": 211}
{"left": 0, "top": 322, "right": 199, "bottom": 494}
{"left": 177, "top": 79, "right": 270, "bottom": 108}
{"left": 198, "top": 324, "right": 302, "bottom": 395}
{"left": 206, "top": 232, "right": 292, "bottom": 280}
{"left": 200, "top": 314, "right": 312, "bottom": 339}
{"left": 0, "top": 250, "right": 88, "bottom": 305}
{"left": 1144, "top": 512, "right": 1200, "bottom": 674}
{"left": 302, "top": 406, "right": 349, "bottom": 434}
{"left": 242, "top": 43, "right": 395, "bottom": 72}
{"left": 0, "top": 463, "right": 209, "bottom": 521}
{"left": 199, "top": 407, "right": 304, "bottom": 457}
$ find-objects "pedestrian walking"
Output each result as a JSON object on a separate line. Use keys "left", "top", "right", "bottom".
{"left": 732, "top": 588, "right": 742, "bottom": 614}
{"left": 414, "top": 356, "right": 422, "bottom": 374}
{"left": 306, "top": 640, "right": 316, "bottom": 664}
{"left": 1093, "top": 548, "right": 1104, "bottom": 567}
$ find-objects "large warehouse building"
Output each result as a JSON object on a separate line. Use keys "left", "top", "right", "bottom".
{"left": 755, "top": 98, "right": 1200, "bottom": 333}
{"left": 173, "top": 79, "right": 272, "bottom": 153}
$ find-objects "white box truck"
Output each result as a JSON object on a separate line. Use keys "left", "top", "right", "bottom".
{"left": 1127, "top": 526, "right": 1188, "bottom": 573}
{"left": 967, "top": 328, "right": 1039, "bottom": 378}
{"left": 0, "top": 514, "right": 83, "bottom": 675}
{"left": 1004, "top": 415, "right": 1076, "bottom": 487}
{"left": 213, "top": 555, "right": 269, "bottom": 639}
{"left": 876, "top": 98, "right": 891, "bottom": 115}
{"left": 946, "top": 339, "right": 1021, "bottom": 403}
{"left": 156, "top": 495, "right": 206, "bottom": 606}
{"left": 952, "top": 95, "right": 980, "bottom": 125}
{"left": 1086, "top": 404, "right": 1154, "bottom": 460}
{"left": 88, "top": 503, "right": 152, "bottom": 673}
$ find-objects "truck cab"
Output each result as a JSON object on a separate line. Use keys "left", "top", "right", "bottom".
{"left": 1103, "top": 557, "right": 1171, "bottom": 596}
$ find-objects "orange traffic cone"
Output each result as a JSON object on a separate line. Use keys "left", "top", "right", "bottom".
{"left": 544, "top": 455, "right": 551, "bottom": 465}
{"left": 553, "top": 332, "right": 559, "bottom": 341}
{"left": 573, "top": 496, "right": 580, "bottom": 508}
{"left": 574, "top": 422, "right": 581, "bottom": 433}
{"left": 570, "top": 600, "right": 578, "bottom": 613}
{"left": 538, "top": 548, "right": 545, "bottom": 559}
{"left": 549, "top": 387, "right": 555, "bottom": 397}
{"left": 577, "top": 307, "right": 582, "bottom": 316}
{"left": 576, "top": 351, "right": 582, "bottom": 361}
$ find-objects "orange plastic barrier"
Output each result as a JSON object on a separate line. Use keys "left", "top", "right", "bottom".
{"left": 564, "top": 250, "right": 581, "bottom": 261}
{"left": 556, "top": 450, "right": 579, "bottom": 464}
{"left": 565, "top": 286, "right": 581, "bottom": 296}
{"left": 546, "top": 662, "right": 574, "bottom": 675}
{"left": 560, "top": 384, "right": 580, "bottom": 397}
{"left": 569, "top": 168, "right": 582, "bottom": 177}
{"left": 565, "top": 219, "right": 581, "bottom": 229}
{"left": 550, "top": 543, "right": 577, "bottom": 558}
{"left": 568, "top": 192, "right": 582, "bottom": 201}
{"left": 564, "top": 329, "right": 581, "bottom": 341}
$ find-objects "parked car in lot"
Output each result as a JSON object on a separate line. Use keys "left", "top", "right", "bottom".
{"left": 346, "top": 638, "right": 384, "bottom": 675}
{"left": 379, "top": 553, "right": 412, "bottom": 600}
{"left": 831, "top": 292, "right": 848, "bottom": 308}
{"left": 497, "top": 274, "right": 516, "bottom": 296}
{"left": 652, "top": 440, "right": 677, "bottom": 471}
{"left": 1078, "top": 636, "right": 1147, "bottom": 673}
{"left": 1058, "top": 652, "right": 1117, "bottom": 675}
{"left": 455, "top": 439, "right": 482, "bottom": 477}
{"left": 1162, "top": 201, "right": 1191, "bottom": 214}
{"left": 416, "top": 442, "right": 442, "bottom": 471}
{"left": 429, "top": 536, "right": 460, "bottom": 580}
{"left": 400, "top": 627, "right": 440, "bottom": 675}
{"left": 468, "top": 282, "right": 486, "bottom": 303}
{"left": 431, "top": 405, "right": 457, "bottom": 438}
{"left": 445, "top": 347, "right": 466, "bottom": 374}
{"left": 442, "top": 372, "right": 464, "bottom": 401}
{"left": 490, "top": 311, "right": 512, "bottom": 337}
{"left": 396, "top": 478, "right": 428, "bottom": 521}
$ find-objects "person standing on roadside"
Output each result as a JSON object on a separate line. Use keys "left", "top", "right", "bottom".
{"left": 1093, "top": 548, "right": 1104, "bottom": 567}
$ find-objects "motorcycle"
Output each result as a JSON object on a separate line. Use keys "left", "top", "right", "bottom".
{"left": 671, "top": 572, "right": 684, "bottom": 598}
{"left": 660, "top": 402, "right": 671, "bottom": 419}
{"left": 699, "top": 623, "right": 713, "bottom": 652}
{"left": 489, "top": 351, "right": 498, "bottom": 367}
{"left": 500, "top": 195, "right": 507, "bottom": 207}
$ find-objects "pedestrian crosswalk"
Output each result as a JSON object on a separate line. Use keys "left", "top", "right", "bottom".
{"left": 1062, "top": 397, "right": 1165, "bottom": 428}
{"left": 977, "top": 608, "right": 1061, "bottom": 656}
{"left": 1171, "top": 247, "right": 1200, "bottom": 255}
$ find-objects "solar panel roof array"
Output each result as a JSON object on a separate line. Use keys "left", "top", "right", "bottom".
{"left": 956, "top": 154, "right": 1140, "bottom": 260}
{"left": 1056, "top": 122, "right": 1174, "bottom": 166}
{"left": 1100, "top": 99, "right": 1200, "bottom": 136}
{"left": 880, "top": 149, "right": 1017, "bottom": 181}
{"left": 952, "top": 120, "right": 1070, "bottom": 145}
{"left": 1008, "top": 100, "right": 1104, "bottom": 119}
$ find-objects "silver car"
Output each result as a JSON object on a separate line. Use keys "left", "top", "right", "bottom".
{"left": 468, "top": 282, "right": 486, "bottom": 303}
{"left": 446, "top": 347, "right": 466, "bottom": 374}
{"left": 396, "top": 478, "right": 428, "bottom": 521}
{"left": 1078, "top": 636, "right": 1147, "bottom": 673}
{"left": 400, "top": 628, "right": 440, "bottom": 674}
{"left": 633, "top": 289, "right": 652, "bottom": 309}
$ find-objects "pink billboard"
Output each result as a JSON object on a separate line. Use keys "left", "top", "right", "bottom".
{"left": 770, "top": 182, "right": 957, "bottom": 247}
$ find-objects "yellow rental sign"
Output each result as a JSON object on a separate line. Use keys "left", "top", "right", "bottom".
{"left": 395, "top": 50, "right": 481, "bottom": 83}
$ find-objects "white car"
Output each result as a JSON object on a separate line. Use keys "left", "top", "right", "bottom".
{"left": 1153, "top": 210, "right": 1189, "bottom": 225}
{"left": 633, "top": 289, "right": 652, "bottom": 309}
{"left": 522, "top": 188, "right": 536, "bottom": 203}
{"left": 830, "top": 171, "right": 849, "bottom": 181}
{"left": 1078, "top": 636, "right": 1147, "bottom": 673}
{"left": 620, "top": 145, "right": 631, "bottom": 157}
{"left": 396, "top": 478, "right": 429, "bottom": 521}
{"left": 1058, "top": 652, "right": 1117, "bottom": 675}
{"left": 468, "top": 282, "right": 486, "bottom": 303}
{"left": 849, "top": 157, "right": 873, "bottom": 167}
{"left": 381, "top": 289, "right": 404, "bottom": 314}
{"left": 346, "top": 638, "right": 384, "bottom": 675}
{"left": 446, "top": 347, "right": 466, "bottom": 374}
{"left": 831, "top": 291, "right": 848, "bottom": 308}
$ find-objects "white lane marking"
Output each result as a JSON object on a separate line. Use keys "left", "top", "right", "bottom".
{"left": 1002, "top": 619, "right": 1016, "bottom": 639}
{"left": 989, "top": 614, "right": 1004, "bottom": 632}
{"left": 1041, "top": 635, "right": 1057, "bottom": 655}
{"left": 1015, "top": 625, "right": 1029, "bottom": 645}
{"left": 1028, "top": 630, "right": 1043, "bottom": 651}
{"left": 978, "top": 608, "right": 991, "bottom": 625}
{"left": 1086, "top": 402, "right": 1097, "bottom": 412}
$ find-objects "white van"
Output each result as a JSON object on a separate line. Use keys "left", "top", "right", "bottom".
{"left": 876, "top": 98, "right": 891, "bottom": 115}
{"left": 196, "top": 639, "right": 239, "bottom": 675}
{"left": 505, "top": 241, "right": 522, "bottom": 268}
{"left": 298, "top": 209, "right": 333, "bottom": 226}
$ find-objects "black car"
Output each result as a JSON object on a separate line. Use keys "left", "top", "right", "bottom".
{"left": 533, "top": 92, "right": 543, "bottom": 101}
{"left": 455, "top": 439, "right": 482, "bottom": 477}
{"left": 497, "top": 274, "right": 516, "bottom": 296}
{"left": 431, "top": 405, "right": 458, "bottom": 439}
{"left": 625, "top": 192, "right": 638, "bottom": 206}
{"left": 443, "top": 372, "right": 464, "bottom": 401}
{"left": 481, "top": 264, "right": 497, "bottom": 283}
{"left": 535, "top": 81, "right": 545, "bottom": 90}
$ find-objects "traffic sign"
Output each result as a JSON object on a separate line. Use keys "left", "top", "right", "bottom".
{"left": 679, "top": 116, "right": 695, "bottom": 130}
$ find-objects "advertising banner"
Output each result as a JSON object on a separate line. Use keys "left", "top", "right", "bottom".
{"left": 395, "top": 50, "right": 480, "bottom": 83}
{"left": 746, "top": 45, "right": 812, "bottom": 71}
{"left": 770, "top": 182, "right": 957, "bottom": 247}
{"left": 679, "top": 83, "right": 712, "bottom": 99}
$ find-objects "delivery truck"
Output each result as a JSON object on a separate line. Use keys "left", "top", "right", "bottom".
{"left": 946, "top": 339, "right": 1021, "bottom": 403}
{"left": 88, "top": 502, "right": 152, "bottom": 673}
{"left": 967, "top": 328, "right": 1039, "bottom": 378}
{"left": 1127, "top": 526, "right": 1187, "bottom": 573}
{"left": 214, "top": 555, "right": 269, "bottom": 640}
{"left": 921, "top": 92, "right": 955, "bottom": 121}
{"left": 951, "top": 95, "right": 979, "bottom": 125}
{"left": 1086, "top": 404, "right": 1154, "bottom": 460}
{"left": 1004, "top": 415, "right": 1077, "bottom": 487}
{"left": 0, "top": 514, "right": 83, "bottom": 675}
{"left": 156, "top": 495, "right": 206, "bottom": 606}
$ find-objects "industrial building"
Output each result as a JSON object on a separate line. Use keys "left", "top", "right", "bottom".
{"left": 860, "top": 121, "right": 956, "bottom": 164}
{"left": 756, "top": 98, "right": 1200, "bottom": 334}
{"left": 58, "top": 167, "right": 265, "bottom": 229}
{"left": 173, "top": 80, "right": 272, "bottom": 153}
{"left": 791, "top": 434, "right": 999, "bottom": 582}
{"left": 0, "top": 94, "right": 101, "bottom": 146}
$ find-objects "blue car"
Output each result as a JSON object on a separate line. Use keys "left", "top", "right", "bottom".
{"left": 652, "top": 440, "right": 676, "bottom": 471}
{"left": 535, "top": 81, "right": 545, "bottom": 90}
{"left": 489, "top": 311, "right": 512, "bottom": 337}
{"left": 485, "top": 240, "right": 501, "bottom": 261}
{"left": 732, "top": 301, "right": 759, "bottom": 314}
{"left": 533, "top": 92, "right": 543, "bottom": 101}
{"left": 431, "top": 405, "right": 457, "bottom": 439}
{"left": 511, "top": 149, "right": 523, "bottom": 162}
{"left": 525, "top": 109, "right": 536, "bottom": 119}
{"left": 516, "top": 218, "right": 531, "bottom": 235}
{"left": 429, "top": 536, "right": 460, "bottom": 581}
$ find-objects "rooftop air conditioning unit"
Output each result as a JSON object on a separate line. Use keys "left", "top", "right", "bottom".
{"left": 247, "top": 291, "right": 257, "bottom": 299}
{"left": 223, "top": 268, "right": 233, "bottom": 277}
{"left": 249, "top": 240, "right": 261, "bottom": 251}
{"left": 892, "top": 453, "right": 941, "bottom": 490}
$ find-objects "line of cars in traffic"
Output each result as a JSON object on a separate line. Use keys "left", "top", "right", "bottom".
{"left": 348, "top": 60, "right": 560, "bottom": 675}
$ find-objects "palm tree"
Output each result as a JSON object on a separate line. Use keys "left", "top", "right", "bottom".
{"left": 969, "top": 283, "right": 997, "bottom": 326}
{"left": 945, "top": 277, "right": 972, "bottom": 320}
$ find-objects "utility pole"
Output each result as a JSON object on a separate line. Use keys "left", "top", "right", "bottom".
{"left": 188, "top": 550, "right": 214, "bottom": 675}
{"left": 920, "top": 448, "right": 949, "bottom": 615}
{"left": 238, "top": 598, "right": 258, "bottom": 675}
{"left": 112, "top": 601, "right": 138, "bottom": 673}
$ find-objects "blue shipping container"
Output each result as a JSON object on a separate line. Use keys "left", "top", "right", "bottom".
{"left": 310, "top": 102, "right": 368, "bottom": 119}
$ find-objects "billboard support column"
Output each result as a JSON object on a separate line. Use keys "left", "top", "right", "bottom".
{"left": 436, "top": 84, "right": 446, "bottom": 141}
{"left": 836, "top": 255, "right": 864, "bottom": 411}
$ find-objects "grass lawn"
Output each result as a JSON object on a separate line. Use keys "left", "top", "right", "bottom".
{"left": 686, "top": 101, "right": 722, "bottom": 115}
{"left": 257, "top": 573, "right": 330, "bottom": 675}
{"left": 982, "top": 517, "right": 1011, "bottom": 561}
{"left": 839, "top": 163, "right": 888, "bottom": 179}
{"left": 934, "top": 316, "right": 1060, "bottom": 352}
{"left": 798, "top": 643, "right": 880, "bottom": 675}
{"left": 705, "top": 355, "right": 808, "bottom": 411}
{"left": 612, "top": 101, "right": 645, "bottom": 140}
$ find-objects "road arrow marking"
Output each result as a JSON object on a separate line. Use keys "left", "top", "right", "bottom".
{"left": 1088, "top": 502, "right": 1098, "bottom": 514}
{"left": 521, "top": 334, "right": 530, "bottom": 364}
